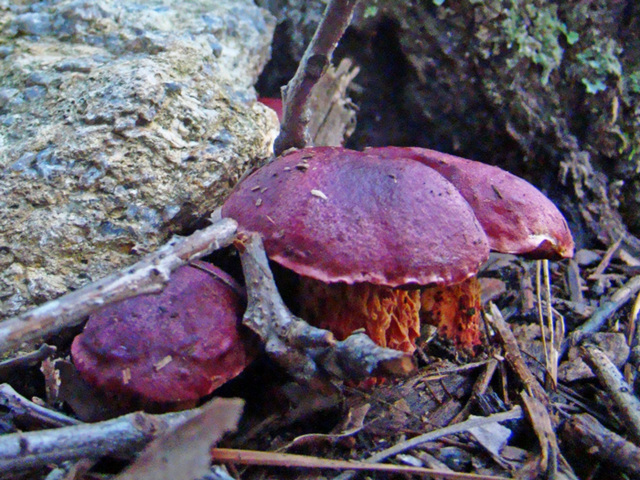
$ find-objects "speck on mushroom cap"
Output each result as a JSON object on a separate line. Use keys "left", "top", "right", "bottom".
{"left": 71, "top": 262, "right": 248, "bottom": 404}
{"left": 373, "top": 147, "right": 575, "bottom": 259}
{"left": 222, "top": 147, "right": 490, "bottom": 287}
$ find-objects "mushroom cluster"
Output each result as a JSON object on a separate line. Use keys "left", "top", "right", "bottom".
{"left": 222, "top": 146, "right": 574, "bottom": 353}
{"left": 71, "top": 261, "right": 252, "bottom": 407}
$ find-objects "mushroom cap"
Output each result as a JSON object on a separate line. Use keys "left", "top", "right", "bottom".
{"left": 71, "top": 262, "right": 249, "bottom": 404}
{"left": 258, "top": 97, "right": 283, "bottom": 121}
{"left": 222, "top": 146, "right": 490, "bottom": 287}
{"left": 373, "top": 147, "right": 574, "bottom": 259}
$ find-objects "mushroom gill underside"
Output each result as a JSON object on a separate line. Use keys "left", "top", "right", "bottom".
{"left": 294, "top": 274, "right": 482, "bottom": 353}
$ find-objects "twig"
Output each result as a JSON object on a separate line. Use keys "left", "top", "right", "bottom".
{"left": 235, "top": 232, "right": 414, "bottom": 387}
{"left": 212, "top": 448, "right": 510, "bottom": 480}
{"left": 450, "top": 359, "right": 498, "bottom": 424}
{"left": 365, "top": 407, "right": 522, "bottom": 463}
{"left": 328, "top": 406, "right": 523, "bottom": 480}
{"left": 521, "top": 392, "right": 558, "bottom": 479}
{"left": 536, "top": 259, "right": 563, "bottom": 391}
{"left": 580, "top": 344, "right": 640, "bottom": 444}
{"left": 536, "top": 260, "right": 551, "bottom": 375}
{"left": 0, "top": 407, "right": 197, "bottom": 475}
{"left": 307, "top": 58, "right": 359, "bottom": 146}
{"left": 560, "top": 413, "right": 640, "bottom": 478}
{"left": 0, "top": 383, "right": 79, "bottom": 428}
{"left": 565, "top": 259, "right": 584, "bottom": 305}
{"left": 274, "top": 0, "right": 361, "bottom": 155}
{"left": 588, "top": 235, "right": 623, "bottom": 279}
{"left": 0, "top": 344, "right": 56, "bottom": 379}
{"left": 485, "top": 303, "right": 551, "bottom": 412}
{"left": 562, "top": 275, "right": 640, "bottom": 356}
{"left": 627, "top": 289, "right": 640, "bottom": 347}
{"left": 0, "top": 218, "right": 238, "bottom": 356}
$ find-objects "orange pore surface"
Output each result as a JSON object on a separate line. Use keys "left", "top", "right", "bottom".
{"left": 420, "top": 276, "right": 483, "bottom": 350}
{"left": 297, "top": 277, "right": 421, "bottom": 353}
{"left": 296, "top": 276, "right": 482, "bottom": 354}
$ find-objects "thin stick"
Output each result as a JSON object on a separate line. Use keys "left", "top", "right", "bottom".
{"left": 485, "top": 303, "right": 551, "bottom": 411}
{"left": 543, "top": 259, "right": 560, "bottom": 389}
{"left": 580, "top": 345, "right": 640, "bottom": 444}
{"left": 274, "top": 0, "right": 361, "bottom": 155}
{"left": 0, "top": 218, "right": 237, "bottom": 356}
{"left": 0, "top": 344, "right": 56, "bottom": 379}
{"left": 0, "top": 383, "right": 79, "bottom": 428}
{"left": 368, "top": 407, "right": 522, "bottom": 463}
{"left": 521, "top": 391, "right": 558, "bottom": 478}
{"left": 536, "top": 261, "right": 551, "bottom": 378}
{"left": 450, "top": 359, "right": 499, "bottom": 424}
{"left": 0, "top": 408, "right": 197, "bottom": 475}
{"left": 327, "top": 408, "right": 522, "bottom": 480}
{"left": 561, "top": 275, "right": 640, "bottom": 356}
{"left": 212, "top": 448, "right": 509, "bottom": 480}
{"left": 627, "top": 289, "right": 640, "bottom": 347}
{"left": 588, "top": 235, "right": 623, "bottom": 279}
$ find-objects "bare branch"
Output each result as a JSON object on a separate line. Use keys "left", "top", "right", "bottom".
{"left": 236, "top": 232, "right": 414, "bottom": 387}
{"left": 581, "top": 344, "right": 640, "bottom": 445}
{"left": 0, "top": 218, "right": 238, "bottom": 356}
{"left": 274, "top": 0, "right": 361, "bottom": 155}
{"left": 561, "top": 413, "right": 640, "bottom": 478}
{"left": 0, "top": 407, "right": 196, "bottom": 475}
{"left": 0, "top": 383, "right": 79, "bottom": 428}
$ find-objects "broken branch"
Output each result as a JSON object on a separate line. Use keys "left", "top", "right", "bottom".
{"left": 560, "top": 413, "right": 640, "bottom": 479}
{"left": 0, "top": 407, "right": 197, "bottom": 475}
{"left": 275, "top": 0, "right": 361, "bottom": 154}
{"left": 0, "top": 218, "right": 237, "bottom": 356}
{"left": 580, "top": 344, "right": 640, "bottom": 444}
{"left": 236, "top": 232, "right": 414, "bottom": 386}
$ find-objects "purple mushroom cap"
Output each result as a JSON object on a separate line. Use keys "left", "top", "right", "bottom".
{"left": 222, "top": 146, "right": 490, "bottom": 287}
{"left": 373, "top": 147, "right": 575, "bottom": 259}
{"left": 71, "top": 262, "right": 250, "bottom": 404}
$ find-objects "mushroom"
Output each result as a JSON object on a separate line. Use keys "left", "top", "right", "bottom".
{"left": 371, "top": 146, "right": 574, "bottom": 259}
{"left": 71, "top": 261, "right": 251, "bottom": 408}
{"left": 221, "top": 146, "right": 490, "bottom": 353}
{"left": 258, "top": 97, "right": 283, "bottom": 121}
{"left": 372, "top": 146, "right": 574, "bottom": 347}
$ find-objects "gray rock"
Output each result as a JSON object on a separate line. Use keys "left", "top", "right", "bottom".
{"left": 0, "top": 0, "right": 278, "bottom": 318}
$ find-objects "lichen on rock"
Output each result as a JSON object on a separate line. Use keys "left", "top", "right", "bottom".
{"left": 0, "top": 0, "right": 278, "bottom": 317}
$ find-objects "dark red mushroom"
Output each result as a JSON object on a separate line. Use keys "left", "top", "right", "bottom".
{"left": 222, "top": 146, "right": 490, "bottom": 352}
{"left": 258, "top": 97, "right": 283, "bottom": 122}
{"left": 372, "top": 146, "right": 574, "bottom": 348}
{"left": 71, "top": 261, "right": 251, "bottom": 407}
{"left": 372, "top": 147, "right": 574, "bottom": 259}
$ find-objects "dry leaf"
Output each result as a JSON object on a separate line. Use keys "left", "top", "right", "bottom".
{"left": 116, "top": 398, "right": 244, "bottom": 480}
{"left": 468, "top": 417, "right": 512, "bottom": 457}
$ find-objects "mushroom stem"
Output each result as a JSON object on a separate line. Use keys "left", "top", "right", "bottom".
{"left": 420, "top": 276, "right": 483, "bottom": 350}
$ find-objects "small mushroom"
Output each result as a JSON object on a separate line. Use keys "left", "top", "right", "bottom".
{"left": 71, "top": 261, "right": 251, "bottom": 408}
{"left": 222, "top": 146, "right": 490, "bottom": 353}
